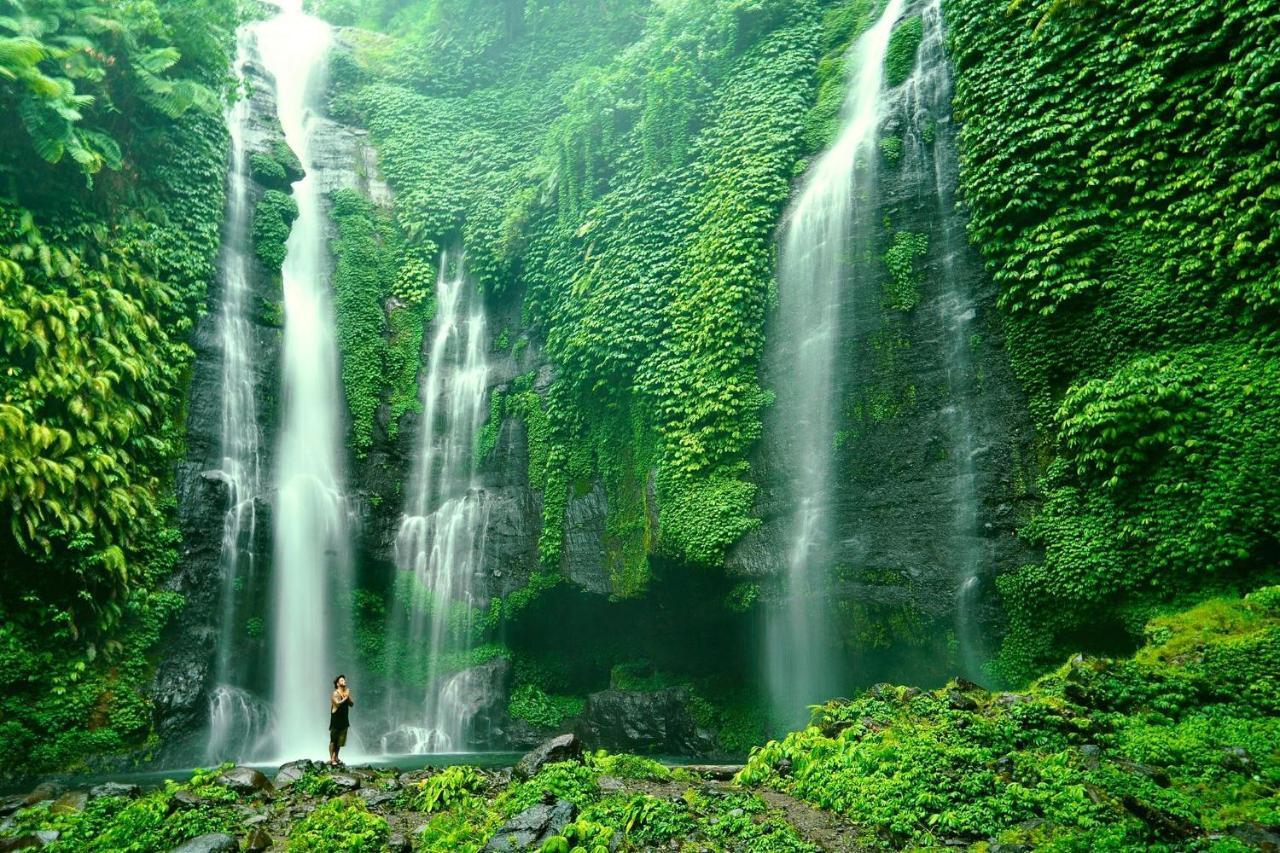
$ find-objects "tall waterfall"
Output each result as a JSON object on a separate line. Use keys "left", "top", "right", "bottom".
{"left": 764, "top": 0, "right": 905, "bottom": 726}
{"left": 903, "top": 0, "right": 991, "bottom": 681}
{"left": 258, "top": 2, "right": 354, "bottom": 760}
{"left": 385, "top": 253, "right": 490, "bottom": 753}
{"left": 206, "top": 29, "right": 270, "bottom": 762}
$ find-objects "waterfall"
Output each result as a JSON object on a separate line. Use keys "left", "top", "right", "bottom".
{"left": 206, "top": 29, "right": 271, "bottom": 762}
{"left": 384, "top": 253, "right": 490, "bottom": 753}
{"left": 258, "top": 1, "right": 354, "bottom": 761}
{"left": 902, "top": 0, "right": 991, "bottom": 682}
{"left": 763, "top": 0, "right": 905, "bottom": 727}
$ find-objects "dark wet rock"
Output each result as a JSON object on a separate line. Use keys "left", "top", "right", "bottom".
{"left": 171, "top": 833, "right": 239, "bottom": 853}
{"left": 23, "top": 784, "right": 60, "bottom": 808}
{"left": 1114, "top": 758, "right": 1171, "bottom": 787}
{"left": 775, "top": 757, "right": 793, "bottom": 778}
{"left": 578, "top": 688, "right": 715, "bottom": 755}
{"left": 243, "top": 827, "right": 271, "bottom": 852}
{"left": 995, "top": 692, "right": 1030, "bottom": 707}
{"left": 946, "top": 689, "right": 979, "bottom": 712}
{"left": 0, "top": 832, "right": 58, "bottom": 851}
{"left": 514, "top": 734, "right": 584, "bottom": 781}
{"left": 218, "top": 766, "right": 274, "bottom": 795}
{"left": 988, "top": 845, "right": 1031, "bottom": 853}
{"left": 482, "top": 798, "right": 577, "bottom": 852}
{"left": 168, "top": 790, "right": 207, "bottom": 814}
{"left": 0, "top": 795, "right": 26, "bottom": 817}
{"left": 387, "top": 834, "right": 411, "bottom": 853}
{"left": 358, "top": 787, "right": 398, "bottom": 808}
{"left": 330, "top": 772, "right": 361, "bottom": 791}
{"left": 1120, "top": 795, "right": 1197, "bottom": 840}
{"left": 1224, "top": 822, "right": 1280, "bottom": 850}
{"left": 244, "top": 813, "right": 268, "bottom": 827}
{"left": 1220, "top": 746, "right": 1257, "bottom": 774}
{"left": 683, "top": 765, "right": 744, "bottom": 781}
{"left": 953, "top": 677, "right": 985, "bottom": 693}
{"left": 1079, "top": 744, "right": 1102, "bottom": 770}
{"left": 48, "top": 791, "right": 87, "bottom": 815}
{"left": 89, "top": 782, "right": 141, "bottom": 801}
{"left": 274, "top": 760, "right": 321, "bottom": 787}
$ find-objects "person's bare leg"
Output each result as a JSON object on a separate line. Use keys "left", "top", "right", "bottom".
{"left": 328, "top": 741, "right": 336, "bottom": 765}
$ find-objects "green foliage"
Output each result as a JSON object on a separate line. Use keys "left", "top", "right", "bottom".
{"left": 882, "top": 230, "right": 927, "bottom": 311}
{"left": 0, "top": 0, "right": 232, "bottom": 779}
{"left": 250, "top": 188, "right": 297, "bottom": 271}
{"left": 538, "top": 818, "right": 613, "bottom": 853}
{"left": 339, "top": 0, "right": 831, "bottom": 577}
{"left": 0, "top": 0, "right": 229, "bottom": 178}
{"left": 737, "top": 591, "right": 1280, "bottom": 848}
{"left": 286, "top": 796, "right": 389, "bottom": 852}
{"left": 507, "top": 682, "right": 585, "bottom": 729}
{"left": 248, "top": 152, "right": 287, "bottom": 186}
{"left": 293, "top": 767, "right": 342, "bottom": 797}
{"left": 947, "top": 0, "right": 1280, "bottom": 679}
{"left": 882, "top": 15, "right": 922, "bottom": 89}
{"left": 413, "top": 765, "right": 488, "bottom": 813}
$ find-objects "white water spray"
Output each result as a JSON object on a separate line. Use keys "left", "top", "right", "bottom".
{"left": 385, "top": 253, "right": 490, "bottom": 753}
{"left": 258, "top": 0, "right": 353, "bottom": 761}
{"left": 764, "top": 0, "right": 905, "bottom": 727}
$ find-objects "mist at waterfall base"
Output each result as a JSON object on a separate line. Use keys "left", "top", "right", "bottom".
{"left": 761, "top": 0, "right": 995, "bottom": 731}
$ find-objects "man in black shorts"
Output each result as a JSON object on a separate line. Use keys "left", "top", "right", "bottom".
{"left": 329, "top": 674, "right": 353, "bottom": 765}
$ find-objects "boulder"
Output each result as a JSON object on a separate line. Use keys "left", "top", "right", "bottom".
{"left": 358, "top": 788, "right": 397, "bottom": 808}
{"left": 89, "top": 782, "right": 142, "bottom": 801}
{"left": 274, "top": 759, "right": 320, "bottom": 787}
{"left": 577, "top": 688, "right": 715, "bottom": 755}
{"left": 0, "top": 832, "right": 58, "bottom": 851}
{"left": 217, "top": 767, "right": 274, "bottom": 796}
{"left": 482, "top": 798, "right": 577, "bottom": 851}
{"left": 242, "top": 827, "right": 271, "bottom": 852}
{"left": 168, "top": 790, "right": 206, "bottom": 814}
{"left": 48, "top": 791, "right": 87, "bottom": 815}
{"left": 1225, "top": 823, "right": 1280, "bottom": 850}
{"left": 514, "top": 734, "right": 584, "bottom": 781}
{"left": 330, "top": 772, "right": 361, "bottom": 791}
{"left": 387, "top": 834, "right": 411, "bottom": 853}
{"left": 171, "top": 834, "right": 239, "bottom": 853}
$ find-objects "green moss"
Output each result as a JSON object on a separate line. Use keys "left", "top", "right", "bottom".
{"left": 738, "top": 591, "right": 1280, "bottom": 848}
{"left": 251, "top": 188, "right": 298, "bottom": 271}
{"left": 882, "top": 230, "right": 927, "bottom": 311}
{"left": 883, "top": 15, "right": 922, "bottom": 89}
{"left": 947, "top": 0, "right": 1280, "bottom": 680}
{"left": 506, "top": 683, "right": 585, "bottom": 729}
{"left": 248, "top": 152, "right": 287, "bottom": 187}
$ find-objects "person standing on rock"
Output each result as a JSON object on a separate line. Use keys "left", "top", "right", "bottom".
{"left": 329, "top": 674, "right": 353, "bottom": 765}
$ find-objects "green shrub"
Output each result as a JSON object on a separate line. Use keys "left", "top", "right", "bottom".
{"left": 251, "top": 189, "right": 298, "bottom": 270}
{"left": 286, "top": 796, "right": 388, "bottom": 852}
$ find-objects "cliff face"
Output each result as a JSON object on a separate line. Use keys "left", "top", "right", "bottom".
{"left": 154, "top": 32, "right": 396, "bottom": 756}
{"left": 731, "top": 2, "right": 1036, "bottom": 687}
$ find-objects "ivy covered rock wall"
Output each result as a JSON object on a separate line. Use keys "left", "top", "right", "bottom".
{"left": 946, "top": 0, "right": 1280, "bottom": 680}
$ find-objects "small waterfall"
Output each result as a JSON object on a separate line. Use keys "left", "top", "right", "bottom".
{"left": 258, "top": 1, "right": 354, "bottom": 760}
{"left": 763, "top": 0, "right": 905, "bottom": 727}
{"left": 385, "top": 253, "right": 490, "bottom": 753}
{"left": 207, "top": 686, "right": 275, "bottom": 760}
{"left": 205, "top": 29, "right": 270, "bottom": 762}
{"left": 900, "top": 0, "right": 991, "bottom": 681}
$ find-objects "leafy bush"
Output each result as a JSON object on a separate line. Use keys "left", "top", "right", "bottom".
{"left": 251, "top": 188, "right": 298, "bottom": 270}
{"left": 507, "top": 683, "right": 585, "bottom": 729}
{"left": 286, "top": 796, "right": 388, "bottom": 852}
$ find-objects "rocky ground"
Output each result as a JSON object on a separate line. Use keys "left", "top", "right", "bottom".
{"left": 0, "top": 733, "right": 859, "bottom": 852}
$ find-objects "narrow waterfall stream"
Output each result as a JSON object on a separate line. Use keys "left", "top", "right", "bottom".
{"left": 905, "top": 0, "right": 991, "bottom": 682}
{"left": 206, "top": 30, "right": 270, "bottom": 763}
{"left": 385, "top": 253, "right": 490, "bottom": 753}
{"left": 257, "top": 2, "right": 354, "bottom": 761}
{"left": 764, "top": 0, "right": 905, "bottom": 727}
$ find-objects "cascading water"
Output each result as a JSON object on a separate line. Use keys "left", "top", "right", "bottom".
{"left": 384, "top": 253, "right": 490, "bottom": 753}
{"left": 206, "top": 30, "right": 271, "bottom": 762}
{"left": 899, "top": 0, "right": 991, "bottom": 682}
{"left": 258, "top": 1, "right": 355, "bottom": 760}
{"left": 763, "top": 0, "right": 905, "bottom": 727}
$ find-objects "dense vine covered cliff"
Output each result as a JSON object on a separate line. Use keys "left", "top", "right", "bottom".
{"left": 0, "top": 0, "right": 1277, "bottom": 820}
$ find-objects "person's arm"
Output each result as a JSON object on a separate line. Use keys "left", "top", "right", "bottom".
{"left": 331, "top": 690, "right": 341, "bottom": 712}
